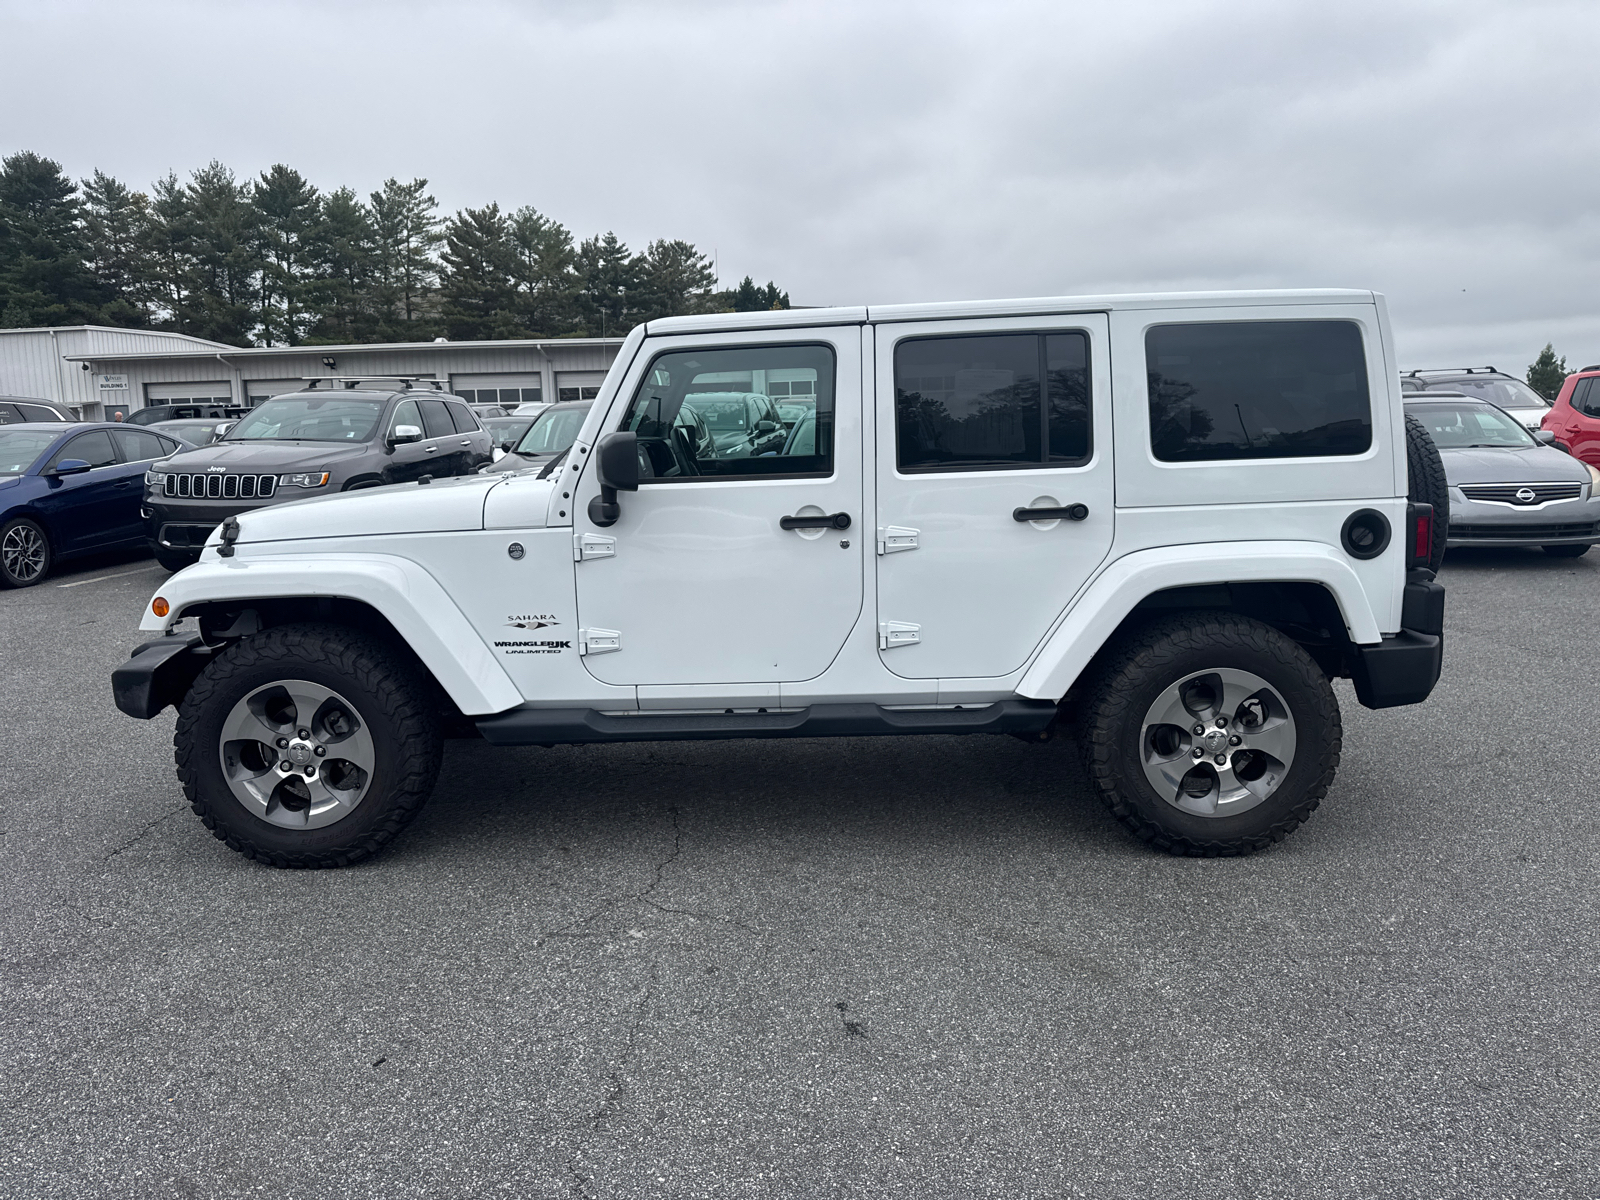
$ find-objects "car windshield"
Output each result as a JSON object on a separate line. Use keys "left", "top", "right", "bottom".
{"left": 1407, "top": 402, "right": 1534, "bottom": 449}
{"left": 0, "top": 430, "right": 62, "bottom": 473}
{"left": 514, "top": 404, "right": 590, "bottom": 455}
{"left": 484, "top": 417, "right": 534, "bottom": 448}
{"left": 226, "top": 397, "right": 386, "bottom": 442}
{"left": 1431, "top": 378, "right": 1549, "bottom": 409}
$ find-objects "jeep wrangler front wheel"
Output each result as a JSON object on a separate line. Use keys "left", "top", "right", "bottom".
{"left": 174, "top": 624, "right": 443, "bottom": 867}
{"left": 1081, "top": 613, "right": 1341, "bottom": 856}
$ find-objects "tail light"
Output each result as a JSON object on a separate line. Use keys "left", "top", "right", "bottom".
{"left": 1407, "top": 502, "right": 1434, "bottom": 567}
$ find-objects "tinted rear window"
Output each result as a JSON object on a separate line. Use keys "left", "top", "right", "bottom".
{"left": 1146, "top": 321, "right": 1371, "bottom": 462}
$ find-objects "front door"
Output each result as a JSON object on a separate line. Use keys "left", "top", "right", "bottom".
{"left": 35, "top": 430, "right": 129, "bottom": 554}
{"left": 574, "top": 329, "right": 864, "bottom": 687}
{"left": 383, "top": 400, "right": 435, "bottom": 484}
{"left": 873, "top": 314, "right": 1115, "bottom": 679}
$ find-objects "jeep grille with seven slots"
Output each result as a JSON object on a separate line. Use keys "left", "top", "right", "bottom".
{"left": 164, "top": 473, "right": 278, "bottom": 500}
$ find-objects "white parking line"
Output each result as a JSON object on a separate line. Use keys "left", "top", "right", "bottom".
{"left": 56, "top": 566, "right": 163, "bottom": 589}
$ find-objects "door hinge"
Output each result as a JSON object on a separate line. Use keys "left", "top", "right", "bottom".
{"left": 878, "top": 621, "right": 921, "bottom": 650}
{"left": 573, "top": 532, "right": 616, "bottom": 562}
{"left": 877, "top": 526, "right": 919, "bottom": 555}
{"left": 578, "top": 628, "right": 621, "bottom": 656}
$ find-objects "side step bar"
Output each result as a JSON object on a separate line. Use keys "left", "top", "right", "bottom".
{"left": 475, "top": 698, "right": 1059, "bottom": 746}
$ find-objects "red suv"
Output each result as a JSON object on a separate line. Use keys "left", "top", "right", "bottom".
{"left": 1542, "top": 366, "right": 1600, "bottom": 466}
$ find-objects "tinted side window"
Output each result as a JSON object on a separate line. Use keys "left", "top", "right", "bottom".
{"left": 50, "top": 430, "right": 117, "bottom": 469}
{"left": 417, "top": 398, "right": 454, "bottom": 439}
{"left": 1146, "top": 321, "right": 1371, "bottom": 463}
{"left": 895, "top": 331, "right": 1090, "bottom": 472}
{"left": 16, "top": 404, "right": 64, "bottom": 422}
{"left": 0, "top": 404, "right": 21, "bottom": 425}
{"left": 618, "top": 343, "right": 834, "bottom": 481}
{"left": 1575, "top": 378, "right": 1600, "bottom": 417}
{"left": 445, "top": 402, "right": 479, "bottom": 434}
{"left": 390, "top": 400, "right": 422, "bottom": 433}
{"left": 111, "top": 429, "right": 170, "bottom": 462}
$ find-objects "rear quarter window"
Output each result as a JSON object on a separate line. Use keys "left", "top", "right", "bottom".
{"left": 1146, "top": 320, "right": 1371, "bottom": 462}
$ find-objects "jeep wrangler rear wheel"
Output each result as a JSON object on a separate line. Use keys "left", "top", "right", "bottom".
{"left": 174, "top": 624, "right": 443, "bottom": 867}
{"left": 1082, "top": 612, "right": 1341, "bottom": 856}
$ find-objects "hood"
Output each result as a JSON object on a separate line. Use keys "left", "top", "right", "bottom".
{"left": 161, "top": 441, "right": 369, "bottom": 471}
{"left": 0, "top": 475, "right": 20, "bottom": 492}
{"left": 1439, "top": 444, "right": 1592, "bottom": 487}
{"left": 233, "top": 473, "right": 507, "bottom": 544}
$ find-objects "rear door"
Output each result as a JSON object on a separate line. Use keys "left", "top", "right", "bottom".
{"left": 873, "top": 314, "right": 1115, "bottom": 680}
{"left": 417, "top": 398, "right": 459, "bottom": 474}
{"left": 110, "top": 428, "right": 179, "bottom": 541}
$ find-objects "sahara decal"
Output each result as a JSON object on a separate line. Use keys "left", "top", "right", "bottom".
{"left": 506, "top": 613, "right": 560, "bottom": 630}
{"left": 497, "top": 613, "right": 567, "bottom": 654}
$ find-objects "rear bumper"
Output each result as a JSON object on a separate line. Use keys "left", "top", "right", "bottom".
{"left": 1349, "top": 572, "right": 1444, "bottom": 709}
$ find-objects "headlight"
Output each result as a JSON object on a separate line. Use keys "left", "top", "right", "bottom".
{"left": 1587, "top": 464, "right": 1600, "bottom": 492}
{"left": 278, "top": 472, "right": 330, "bottom": 488}
{"left": 145, "top": 470, "right": 166, "bottom": 488}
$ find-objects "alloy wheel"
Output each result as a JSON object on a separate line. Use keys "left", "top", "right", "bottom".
{"left": 1138, "top": 667, "right": 1297, "bottom": 818}
{"left": 1, "top": 523, "right": 47, "bottom": 583}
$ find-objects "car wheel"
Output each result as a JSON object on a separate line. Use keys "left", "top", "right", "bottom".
{"left": 1541, "top": 544, "right": 1590, "bottom": 558}
{"left": 0, "top": 516, "right": 52, "bottom": 588}
{"left": 174, "top": 624, "right": 443, "bottom": 868}
{"left": 154, "top": 547, "right": 200, "bottom": 573}
{"left": 1405, "top": 413, "right": 1449, "bottom": 571}
{"left": 1081, "top": 612, "right": 1341, "bottom": 856}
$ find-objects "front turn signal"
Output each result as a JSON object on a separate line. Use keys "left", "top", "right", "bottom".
{"left": 151, "top": 597, "right": 169, "bottom": 618}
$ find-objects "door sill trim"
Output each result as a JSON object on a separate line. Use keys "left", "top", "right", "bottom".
{"left": 475, "top": 698, "right": 1058, "bottom": 745}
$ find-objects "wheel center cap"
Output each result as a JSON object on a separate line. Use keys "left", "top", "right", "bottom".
{"left": 286, "top": 740, "right": 314, "bottom": 765}
{"left": 1203, "top": 729, "right": 1229, "bottom": 754}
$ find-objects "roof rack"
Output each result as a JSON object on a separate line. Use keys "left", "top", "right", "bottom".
{"left": 299, "top": 376, "right": 446, "bottom": 392}
{"left": 1402, "top": 366, "right": 1501, "bottom": 377}
{"left": 1581, "top": 365, "right": 1600, "bottom": 373}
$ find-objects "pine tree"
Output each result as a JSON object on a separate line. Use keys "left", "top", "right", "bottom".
{"left": 252, "top": 164, "right": 322, "bottom": 346}
{"left": 717, "top": 276, "right": 790, "bottom": 313}
{"left": 187, "top": 161, "right": 259, "bottom": 346}
{"left": 0, "top": 150, "right": 107, "bottom": 326}
{"left": 369, "top": 178, "right": 442, "bottom": 339}
{"left": 139, "top": 172, "right": 198, "bottom": 332}
{"left": 506, "top": 206, "right": 576, "bottom": 336}
{"left": 81, "top": 170, "right": 153, "bottom": 328}
{"left": 306, "top": 187, "right": 376, "bottom": 344}
{"left": 574, "top": 231, "right": 639, "bottom": 336}
{"left": 1526, "top": 344, "right": 1569, "bottom": 401}
{"left": 439, "top": 203, "right": 518, "bottom": 340}
{"left": 636, "top": 239, "right": 715, "bottom": 319}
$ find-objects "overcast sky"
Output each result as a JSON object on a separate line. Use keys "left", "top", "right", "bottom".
{"left": 5, "top": 0, "right": 1598, "bottom": 368}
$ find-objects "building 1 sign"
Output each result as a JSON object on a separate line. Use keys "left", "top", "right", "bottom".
{"left": 96, "top": 374, "right": 129, "bottom": 392}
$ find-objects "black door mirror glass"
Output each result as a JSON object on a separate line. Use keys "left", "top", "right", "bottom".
{"left": 596, "top": 431, "right": 639, "bottom": 492}
{"left": 51, "top": 458, "right": 92, "bottom": 476}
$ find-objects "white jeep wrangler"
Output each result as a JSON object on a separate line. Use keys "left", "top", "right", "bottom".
{"left": 113, "top": 290, "right": 1448, "bottom": 867}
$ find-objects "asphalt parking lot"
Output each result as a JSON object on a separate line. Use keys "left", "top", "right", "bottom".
{"left": 2, "top": 547, "right": 1597, "bottom": 1200}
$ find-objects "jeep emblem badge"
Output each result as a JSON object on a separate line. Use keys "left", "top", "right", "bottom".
{"left": 1515, "top": 488, "right": 1536, "bottom": 504}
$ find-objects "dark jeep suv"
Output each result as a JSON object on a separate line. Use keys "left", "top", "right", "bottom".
{"left": 143, "top": 379, "right": 492, "bottom": 570}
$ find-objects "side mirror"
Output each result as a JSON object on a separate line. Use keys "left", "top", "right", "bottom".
{"left": 492, "top": 446, "right": 506, "bottom": 461}
{"left": 587, "top": 431, "right": 638, "bottom": 528}
{"left": 390, "top": 424, "right": 423, "bottom": 446}
{"left": 51, "top": 458, "right": 92, "bottom": 476}
{"left": 1533, "top": 429, "right": 1556, "bottom": 445}
{"left": 755, "top": 420, "right": 777, "bottom": 436}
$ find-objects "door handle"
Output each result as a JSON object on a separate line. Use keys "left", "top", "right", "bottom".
{"left": 458, "top": 439, "right": 471, "bottom": 446}
{"left": 1013, "top": 504, "right": 1088, "bottom": 522}
{"left": 424, "top": 445, "right": 438, "bottom": 453}
{"left": 780, "top": 512, "right": 851, "bottom": 530}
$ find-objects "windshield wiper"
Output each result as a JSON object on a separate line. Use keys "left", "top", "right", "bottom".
{"left": 536, "top": 448, "right": 570, "bottom": 480}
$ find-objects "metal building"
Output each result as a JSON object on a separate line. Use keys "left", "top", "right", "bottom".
{"left": 0, "top": 325, "right": 624, "bottom": 420}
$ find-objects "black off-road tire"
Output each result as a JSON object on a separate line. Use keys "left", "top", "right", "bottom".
{"left": 1081, "top": 612, "right": 1341, "bottom": 856}
{"left": 1542, "top": 543, "right": 1590, "bottom": 558}
{"left": 174, "top": 623, "right": 443, "bottom": 868}
{"left": 0, "top": 516, "right": 52, "bottom": 587}
{"left": 1405, "top": 413, "right": 1449, "bottom": 570}
{"left": 154, "top": 547, "right": 200, "bottom": 573}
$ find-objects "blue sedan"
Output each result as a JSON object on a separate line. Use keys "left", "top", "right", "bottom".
{"left": 0, "top": 423, "right": 186, "bottom": 587}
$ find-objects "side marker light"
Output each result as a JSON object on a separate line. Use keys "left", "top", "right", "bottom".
{"left": 152, "top": 598, "right": 170, "bottom": 618}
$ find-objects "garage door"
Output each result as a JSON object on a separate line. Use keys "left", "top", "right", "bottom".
{"left": 555, "top": 371, "right": 607, "bottom": 403}
{"left": 451, "top": 373, "right": 544, "bottom": 407}
{"left": 243, "top": 379, "right": 308, "bottom": 406}
{"left": 144, "top": 381, "right": 233, "bottom": 407}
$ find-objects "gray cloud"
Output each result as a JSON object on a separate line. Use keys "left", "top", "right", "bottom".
{"left": 5, "top": 0, "right": 1598, "bottom": 368}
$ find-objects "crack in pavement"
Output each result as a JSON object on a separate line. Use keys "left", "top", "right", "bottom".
{"left": 103, "top": 804, "right": 187, "bottom": 862}
{"left": 590, "top": 974, "right": 655, "bottom": 1132}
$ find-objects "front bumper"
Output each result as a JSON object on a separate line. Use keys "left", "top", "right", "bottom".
{"left": 112, "top": 634, "right": 216, "bottom": 719}
{"left": 144, "top": 496, "right": 277, "bottom": 549}
{"left": 1445, "top": 492, "right": 1600, "bottom": 548}
{"left": 1349, "top": 571, "right": 1445, "bottom": 710}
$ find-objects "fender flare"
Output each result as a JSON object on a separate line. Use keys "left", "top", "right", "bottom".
{"left": 1015, "top": 540, "right": 1383, "bottom": 702}
{"left": 138, "top": 553, "right": 522, "bottom": 715}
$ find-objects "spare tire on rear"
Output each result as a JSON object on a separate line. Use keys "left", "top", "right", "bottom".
{"left": 1404, "top": 413, "right": 1449, "bottom": 571}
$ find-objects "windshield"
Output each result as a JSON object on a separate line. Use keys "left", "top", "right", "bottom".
{"left": 1432, "top": 378, "right": 1549, "bottom": 409}
{"left": 0, "top": 430, "right": 61, "bottom": 473}
{"left": 514, "top": 404, "right": 590, "bottom": 455}
{"left": 226, "top": 397, "right": 387, "bottom": 442}
{"left": 484, "top": 417, "right": 534, "bottom": 448}
{"left": 1407, "top": 402, "right": 1534, "bottom": 449}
